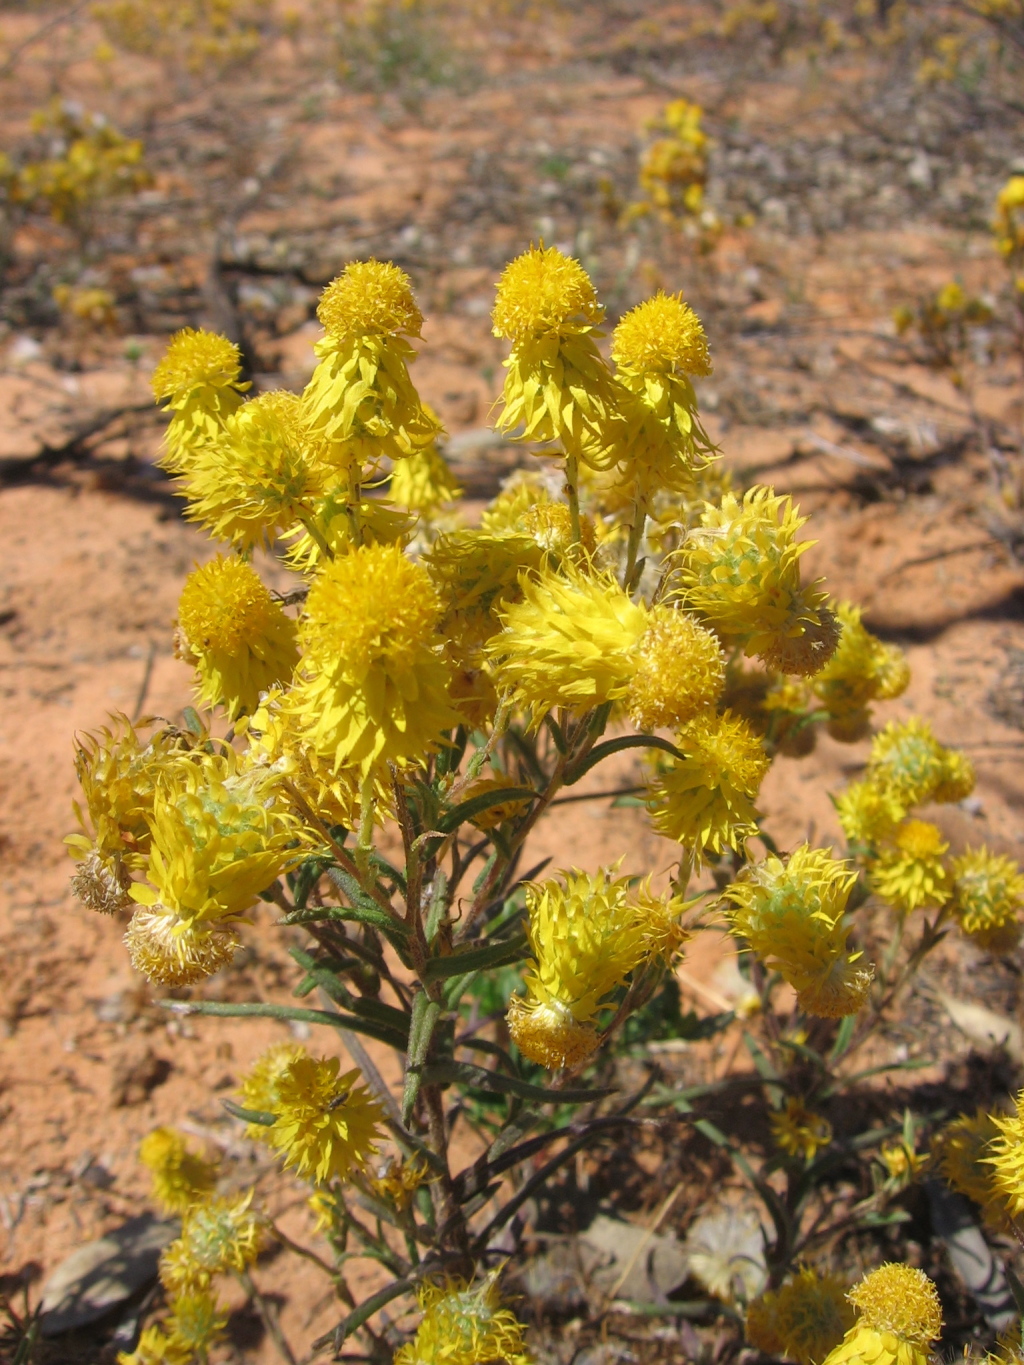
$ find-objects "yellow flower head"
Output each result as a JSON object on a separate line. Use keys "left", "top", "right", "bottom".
{"left": 237, "top": 1041, "right": 308, "bottom": 1139}
{"left": 68, "top": 714, "right": 199, "bottom": 875}
{"left": 870, "top": 819, "right": 950, "bottom": 915}
{"left": 117, "top": 1324, "right": 185, "bottom": 1365}
{"left": 492, "top": 246, "right": 619, "bottom": 468}
{"left": 160, "top": 1290, "right": 228, "bottom": 1362}
{"left": 138, "top": 1127, "right": 218, "bottom": 1215}
{"left": 492, "top": 243, "right": 603, "bottom": 343}
{"left": 371, "top": 1155, "right": 431, "bottom": 1210}
{"left": 994, "top": 175, "right": 1024, "bottom": 259}
{"left": 160, "top": 1191, "right": 262, "bottom": 1292}
{"left": 125, "top": 752, "right": 302, "bottom": 985}
{"left": 394, "top": 1272, "right": 533, "bottom": 1365}
{"left": 951, "top": 847, "right": 1024, "bottom": 952}
{"left": 834, "top": 780, "right": 905, "bottom": 852}
{"left": 263, "top": 1054, "right": 384, "bottom": 1184}
{"left": 812, "top": 602, "right": 910, "bottom": 735}
{"left": 749, "top": 1270, "right": 854, "bottom": 1365}
{"left": 179, "top": 390, "right": 328, "bottom": 552}
{"left": 772, "top": 1097, "right": 833, "bottom": 1161}
{"left": 846, "top": 1265, "right": 942, "bottom": 1347}
{"left": 303, "top": 262, "right": 439, "bottom": 469}
{"left": 507, "top": 867, "right": 659, "bottom": 1070}
{"left": 933, "top": 1108, "right": 1004, "bottom": 1227}
{"left": 176, "top": 555, "right": 298, "bottom": 719}
{"left": 290, "top": 542, "right": 457, "bottom": 775}
{"left": 626, "top": 605, "right": 725, "bottom": 731}
{"left": 389, "top": 441, "right": 462, "bottom": 515}
{"left": 69, "top": 848, "right": 134, "bottom": 915}
{"left": 725, "top": 845, "right": 873, "bottom": 1018}
{"left": 867, "top": 718, "right": 973, "bottom": 808}
{"left": 612, "top": 291, "right": 712, "bottom": 378}
{"left": 646, "top": 710, "right": 769, "bottom": 861}
{"left": 151, "top": 328, "right": 247, "bottom": 474}
{"left": 985, "top": 1090, "right": 1024, "bottom": 1219}
{"left": 488, "top": 563, "right": 648, "bottom": 725}
{"left": 317, "top": 260, "right": 424, "bottom": 341}
{"left": 673, "top": 487, "right": 838, "bottom": 675}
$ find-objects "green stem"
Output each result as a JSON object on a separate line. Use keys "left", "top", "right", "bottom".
{"left": 623, "top": 496, "right": 647, "bottom": 592}
{"left": 299, "top": 512, "right": 334, "bottom": 564}
{"left": 564, "top": 451, "right": 581, "bottom": 546}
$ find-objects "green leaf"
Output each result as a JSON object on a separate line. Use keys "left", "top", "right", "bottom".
{"left": 421, "top": 1059, "right": 610, "bottom": 1104}
{"left": 161, "top": 999, "right": 409, "bottom": 1051}
{"left": 352, "top": 998, "right": 410, "bottom": 1034}
{"left": 403, "top": 992, "right": 443, "bottom": 1123}
{"left": 312, "top": 1276, "right": 418, "bottom": 1353}
{"left": 544, "top": 714, "right": 568, "bottom": 754}
{"left": 437, "top": 786, "right": 537, "bottom": 834}
{"left": 221, "top": 1098, "right": 277, "bottom": 1126}
{"left": 564, "top": 734, "right": 683, "bottom": 786}
{"left": 182, "top": 706, "right": 204, "bottom": 736}
{"left": 422, "top": 933, "right": 529, "bottom": 983}
{"left": 829, "top": 1013, "right": 856, "bottom": 1063}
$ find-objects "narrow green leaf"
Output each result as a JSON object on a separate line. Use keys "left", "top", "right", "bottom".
{"left": 160, "top": 999, "right": 408, "bottom": 1051}
{"left": 182, "top": 706, "right": 204, "bottom": 736}
{"left": 421, "top": 1059, "right": 610, "bottom": 1104}
{"left": 422, "top": 933, "right": 529, "bottom": 983}
{"left": 403, "top": 992, "right": 442, "bottom": 1124}
{"left": 222, "top": 1098, "right": 277, "bottom": 1126}
{"left": 564, "top": 734, "right": 683, "bottom": 787}
{"left": 437, "top": 786, "right": 537, "bottom": 834}
{"left": 312, "top": 1276, "right": 418, "bottom": 1353}
{"left": 829, "top": 1013, "right": 856, "bottom": 1063}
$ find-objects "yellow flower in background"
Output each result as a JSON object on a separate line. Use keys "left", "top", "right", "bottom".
{"left": 834, "top": 780, "right": 905, "bottom": 852}
{"left": 725, "top": 845, "right": 873, "bottom": 1018}
{"left": 179, "top": 389, "right": 329, "bottom": 551}
{"left": 176, "top": 555, "right": 299, "bottom": 719}
{"left": 870, "top": 819, "right": 950, "bottom": 915}
{"left": 866, "top": 718, "right": 973, "bottom": 808}
{"left": 626, "top": 604, "right": 725, "bottom": 731}
{"left": 488, "top": 563, "right": 648, "bottom": 724}
{"left": 371, "top": 1155, "right": 432, "bottom": 1210}
{"left": 151, "top": 327, "right": 248, "bottom": 474}
{"left": 394, "top": 1272, "right": 533, "bottom": 1365}
{"left": 160, "top": 1191, "right": 262, "bottom": 1292}
{"left": 264, "top": 1054, "right": 384, "bottom": 1184}
{"left": 950, "top": 847, "right": 1024, "bottom": 952}
{"left": 673, "top": 487, "right": 839, "bottom": 676}
{"left": 771, "top": 1097, "right": 832, "bottom": 1161}
{"left": 879, "top": 1140, "right": 928, "bottom": 1183}
{"left": 302, "top": 260, "right": 440, "bottom": 469}
{"left": 646, "top": 709, "right": 769, "bottom": 860}
{"left": 290, "top": 542, "right": 458, "bottom": 775}
{"left": 492, "top": 243, "right": 622, "bottom": 468}
{"left": 812, "top": 602, "right": 909, "bottom": 740}
{"left": 748, "top": 1269, "right": 854, "bottom": 1365}
{"left": 117, "top": 1323, "right": 187, "bottom": 1365}
{"left": 507, "top": 867, "right": 660, "bottom": 1070}
{"left": 389, "top": 440, "right": 462, "bottom": 515}
{"left": 160, "top": 1290, "right": 227, "bottom": 1363}
{"left": 138, "top": 1127, "right": 218, "bottom": 1215}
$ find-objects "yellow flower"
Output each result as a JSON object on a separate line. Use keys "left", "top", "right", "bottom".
{"left": 263, "top": 1054, "right": 384, "bottom": 1184}
{"left": 179, "top": 390, "right": 329, "bottom": 551}
{"left": 370, "top": 1155, "right": 431, "bottom": 1210}
{"left": 507, "top": 867, "right": 665, "bottom": 1070}
{"left": 848, "top": 1264, "right": 942, "bottom": 1344}
{"left": 879, "top": 1141, "right": 928, "bottom": 1183}
{"left": 771, "top": 1097, "right": 832, "bottom": 1161}
{"left": 985, "top": 1090, "right": 1024, "bottom": 1219}
{"left": 162, "top": 1290, "right": 227, "bottom": 1362}
{"left": 389, "top": 441, "right": 462, "bottom": 515}
{"left": 290, "top": 542, "right": 458, "bottom": 775}
{"left": 867, "top": 718, "right": 973, "bottom": 808}
{"left": 646, "top": 710, "right": 769, "bottom": 861}
{"left": 626, "top": 605, "right": 725, "bottom": 731}
{"left": 492, "top": 244, "right": 621, "bottom": 468}
{"left": 487, "top": 563, "right": 648, "bottom": 725}
{"left": 117, "top": 1323, "right": 188, "bottom": 1365}
{"left": 673, "top": 487, "right": 839, "bottom": 676}
{"left": 125, "top": 753, "right": 303, "bottom": 985}
{"left": 302, "top": 260, "right": 439, "bottom": 469}
{"left": 870, "top": 820, "right": 950, "bottom": 915}
{"left": 160, "top": 1191, "right": 262, "bottom": 1292}
{"left": 748, "top": 1269, "right": 854, "bottom": 1365}
{"left": 994, "top": 175, "right": 1024, "bottom": 260}
{"left": 951, "top": 847, "right": 1024, "bottom": 952}
{"left": 394, "top": 1272, "right": 533, "bottom": 1365}
{"left": 725, "top": 845, "right": 873, "bottom": 1018}
{"left": 69, "top": 848, "right": 134, "bottom": 915}
{"left": 237, "top": 1040, "right": 307, "bottom": 1137}
{"left": 176, "top": 555, "right": 298, "bottom": 719}
{"left": 151, "top": 328, "right": 248, "bottom": 474}
{"left": 611, "top": 292, "right": 717, "bottom": 501}
{"left": 933, "top": 1108, "right": 1006, "bottom": 1227}
{"left": 834, "top": 780, "right": 905, "bottom": 852}
{"left": 279, "top": 488, "right": 415, "bottom": 574}
{"left": 138, "top": 1127, "right": 218, "bottom": 1215}
{"left": 812, "top": 602, "right": 910, "bottom": 738}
